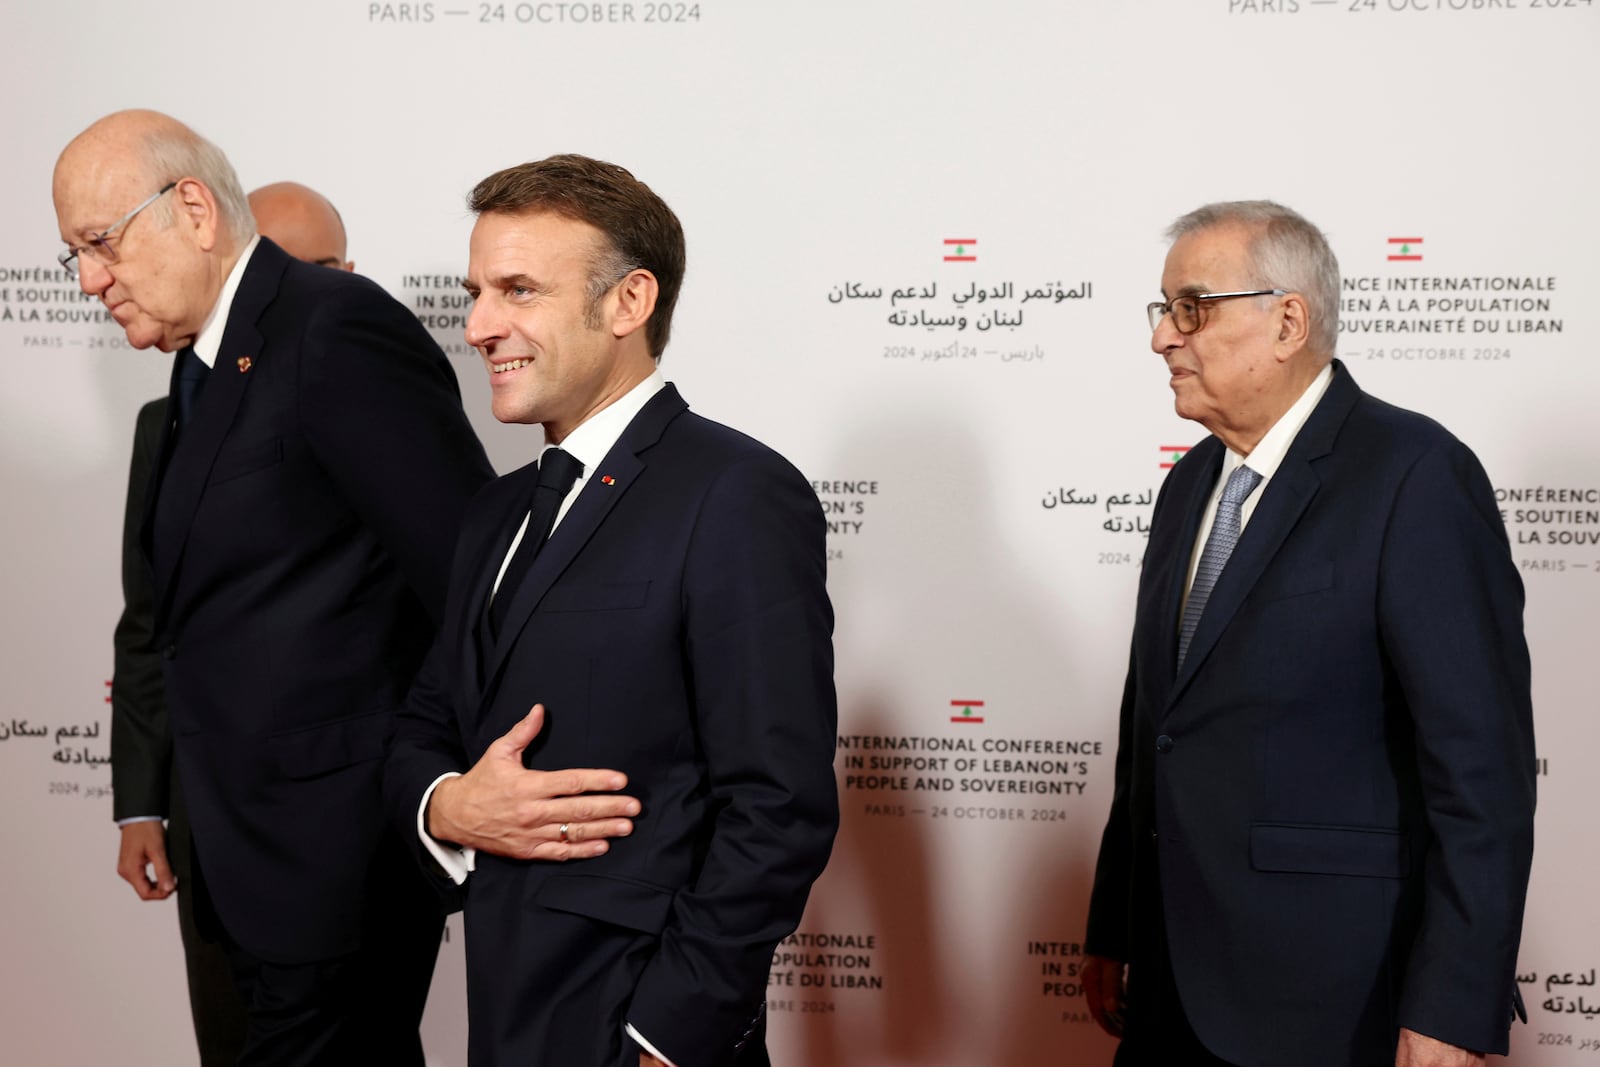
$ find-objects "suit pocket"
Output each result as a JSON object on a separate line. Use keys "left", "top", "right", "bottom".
{"left": 1250, "top": 822, "right": 1408, "bottom": 879}
{"left": 541, "top": 581, "right": 651, "bottom": 613}
{"left": 270, "top": 708, "right": 391, "bottom": 780}
{"left": 1254, "top": 561, "right": 1334, "bottom": 602}
{"left": 209, "top": 437, "right": 283, "bottom": 486}
{"left": 533, "top": 873, "right": 674, "bottom": 934}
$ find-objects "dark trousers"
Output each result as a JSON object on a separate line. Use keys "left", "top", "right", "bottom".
{"left": 170, "top": 773, "right": 249, "bottom": 1066}
{"left": 196, "top": 840, "right": 443, "bottom": 1067}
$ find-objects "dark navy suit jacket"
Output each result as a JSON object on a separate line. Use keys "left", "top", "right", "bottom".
{"left": 1086, "top": 362, "right": 1535, "bottom": 1065}
{"left": 147, "top": 237, "right": 494, "bottom": 963}
{"left": 387, "top": 384, "right": 839, "bottom": 1067}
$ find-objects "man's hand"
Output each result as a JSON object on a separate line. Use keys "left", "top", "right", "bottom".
{"left": 639, "top": 1055, "right": 668, "bottom": 1067}
{"left": 1082, "top": 953, "right": 1127, "bottom": 1038}
{"left": 1395, "top": 1027, "right": 1485, "bottom": 1067}
{"left": 427, "top": 704, "right": 640, "bottom": 861}
{"left": 116, "top": 821, "right": 175, "bottom": 900}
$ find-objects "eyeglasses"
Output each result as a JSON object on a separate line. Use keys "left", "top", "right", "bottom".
{"left": 58, "top": 182, "right": 178, "bottom": 280}
{"left": 1147, "top": 289, "right": 1287, "bottom": 334}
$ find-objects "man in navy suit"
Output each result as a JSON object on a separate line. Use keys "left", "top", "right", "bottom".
{"left": 109, "top": 179, "right": 365, "bottom": 1067}
{"left": 1082, "top": 202, "right": 1535, "bottom": 1067}
{"left": 385, "top": 154, "right": 839, "bottom": 1067}
{"left": 56, "top": 110, "right": 495, "bottom": 1065}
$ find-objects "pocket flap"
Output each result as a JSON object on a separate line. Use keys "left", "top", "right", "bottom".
{"left": 210, "top": 437, "right": 283, "bottom": 485}
{"left": 271, "top": 709, "right": 390, "bottom": 780}
{"left": 541, "top": 580, "right": 651, "bottom": 614}
{"left": 1256, "top": 562, "right": 1334, "bottom": 602}
{"left": 533, "top": 873, "right": 674, "bottom": 934}
{"left": 1250, "top": 822, "right": 1408, "bottom": 879}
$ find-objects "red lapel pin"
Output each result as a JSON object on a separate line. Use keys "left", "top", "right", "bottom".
{"left": 237, "top": 356, "right": 253, "bottom": 373}
{"left": 601, "top": 475, "right": 615, "bottom": 485}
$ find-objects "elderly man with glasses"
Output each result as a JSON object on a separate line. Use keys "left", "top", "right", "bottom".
{"left": 55, "top": 109, "right": 495, "bottom": 1066}
{"left": 1082, "top": 201, "right": 1535, "bottom": 1067}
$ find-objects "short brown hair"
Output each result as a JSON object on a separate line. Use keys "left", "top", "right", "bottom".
{"left": 469, "top": 154, "right": 686, "bottom": 360}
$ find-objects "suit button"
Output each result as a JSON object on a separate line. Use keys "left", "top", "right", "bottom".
{"left": 1155, "top": 734, "right": 1174, "bottom": 753}
{"left": 162, "top": 644, "right": 177, "bottom": 660}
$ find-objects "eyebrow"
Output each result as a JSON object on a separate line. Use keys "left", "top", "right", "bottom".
{"left": 465, "top": 273, "right": 549, "bottom": 296}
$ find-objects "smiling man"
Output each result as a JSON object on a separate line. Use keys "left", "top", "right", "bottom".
{"left": 1082, "top": 201, "right": 1535, "bottom": 1067}
{"left": 385, "top": 154, "right": 839, "bottom": 1067}
{"left": 56, "top": 109, "right": 494, "bottom": 1065}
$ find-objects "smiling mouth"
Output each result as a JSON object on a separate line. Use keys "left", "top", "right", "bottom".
{"left": 490, "top": 358, "right": 531, "bottom": 375}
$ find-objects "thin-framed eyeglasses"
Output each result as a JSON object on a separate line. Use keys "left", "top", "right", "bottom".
{"left": 58, "top": 181, "right": 178, "bottom": 280}
{"left": 1146, "top": 289, "right": 1288, "bottom": 334}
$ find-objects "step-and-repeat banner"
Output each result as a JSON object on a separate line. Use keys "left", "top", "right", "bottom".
{"left": 2, "top": 2, "right": 1594, "bottom": 1064}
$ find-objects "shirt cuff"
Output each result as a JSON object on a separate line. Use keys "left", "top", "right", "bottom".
{"left": 418, "top": 772, "right": 475, "bottom": 884}
{"left": 115, "top": 815, "right": 164, "bottom": 827}
{"left": 626, "top": 1023, "right": 680, "bottom": 1067}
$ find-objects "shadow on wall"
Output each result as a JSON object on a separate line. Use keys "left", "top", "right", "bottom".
{"left": 786, "top": 412, "right": 1119, "bottom": 1065}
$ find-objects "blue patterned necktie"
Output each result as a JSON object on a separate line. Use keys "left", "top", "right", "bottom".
{"left": 1177, "top": 464, "right": 1262, "bottom": 669}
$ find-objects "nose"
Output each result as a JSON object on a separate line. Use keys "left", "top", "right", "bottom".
{"left": 1150, "top": 309, "right": 1184, "bottom": 356}
{"left": 77, "top": 255, "right": 113, "bottom": 297}
{"left": 463, "top": 294, "right": 503, "bottom": 351}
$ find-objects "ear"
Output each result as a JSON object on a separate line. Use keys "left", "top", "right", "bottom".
{"left": 172, "top": 177, "right": 223, "bottom": 253}
{"left": 609, "top": 268, "right": 659, "bottom": 342}
{"left": 1273, "top": 291, "right": 1312, "bottom": 362}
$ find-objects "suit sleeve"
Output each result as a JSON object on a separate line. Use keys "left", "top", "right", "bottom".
{"left": 625, "top": 450, "right": 839, "bottom": 1067}
{"left": 110, "top": 399, "right": 172, "bottom": 821}
{"left": 297, "top": 283, "right": 495, "bottom": 622}
{"left": 1378, "top": 439, "right": 1535, "bottom": 1055}
{"left": 1084, "top": 639, "right": 1138, "bottom": 962}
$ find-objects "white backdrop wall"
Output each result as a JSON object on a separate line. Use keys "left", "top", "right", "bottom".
{"left": 1, "top": 2, "right": 1595, "bottom": 1064}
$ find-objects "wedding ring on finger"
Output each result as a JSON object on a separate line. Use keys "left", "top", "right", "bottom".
{"left": 558, "top": 823, "right": 571, "bottom": 844}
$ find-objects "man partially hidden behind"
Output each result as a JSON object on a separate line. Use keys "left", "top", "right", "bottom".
{"left": 1083, "top": 201, "right": 1535, "bottom": 1067}
{"left": 109, "top": 179, "right": 364, "bottom": 1066}
{"left": 59, "top": 110, "right": 495, "bottom": 1064}
{"left": 385, "top": 155, "right": 839, "bottom": 1066}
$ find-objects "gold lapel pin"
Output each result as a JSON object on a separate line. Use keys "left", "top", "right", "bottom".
{"left": 237, "top": 356, "right": 253, "bottom": 373}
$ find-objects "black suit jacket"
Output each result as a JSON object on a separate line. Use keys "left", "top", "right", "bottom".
{"left": 387, "top": 384, "right": 839, "bottom": 1067}
{"left": 1086, "top": 362, "right": 1535, "bottom": 1065}
{"left": 149, "top": 238, "right": 495, "bottom": 964}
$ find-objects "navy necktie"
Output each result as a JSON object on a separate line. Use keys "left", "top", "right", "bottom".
{"left": 171, "top": 346, "right": 209, "bottom": 433}
{"left": 1177, "top": 464, "right": 1262, "bottom": 669}
{"left": 488, "top": 448, "right": 583, "bottom": 639}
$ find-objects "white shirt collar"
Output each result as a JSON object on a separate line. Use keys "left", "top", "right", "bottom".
{"left": 190, "top": 235, "right": 261, "bottom": 369}
{"left": 544, "top": 367, "right": 667, "bottom": 472}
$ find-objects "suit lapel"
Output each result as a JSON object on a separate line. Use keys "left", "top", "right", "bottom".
{"left": 1167, "top": 362, "right": 1360, "bottom": 703}
{"left": 478, "top": 385, "right": 689, "bottom": 709}
{"left": 458, "top": 462, "right": 541, "bottom": 708}
{"left": 150, "top": 243, "right": 284, "bottom": 621}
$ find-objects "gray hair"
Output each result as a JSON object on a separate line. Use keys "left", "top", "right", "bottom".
{"left": 140, "top": 124, "right": 256, "bottom": 246}
{"left": 1166, "top": 200, "right": 1340, "bottom": 360}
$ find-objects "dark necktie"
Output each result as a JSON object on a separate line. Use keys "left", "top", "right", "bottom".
{"left": 488, "top": 447, "right": 583, "bottom": 639}
{"left": 1177, "top": 464, "right": 1262, "bottom": 669}
{"left": 171, "top": 346, "right": 209, "bottom": 433}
